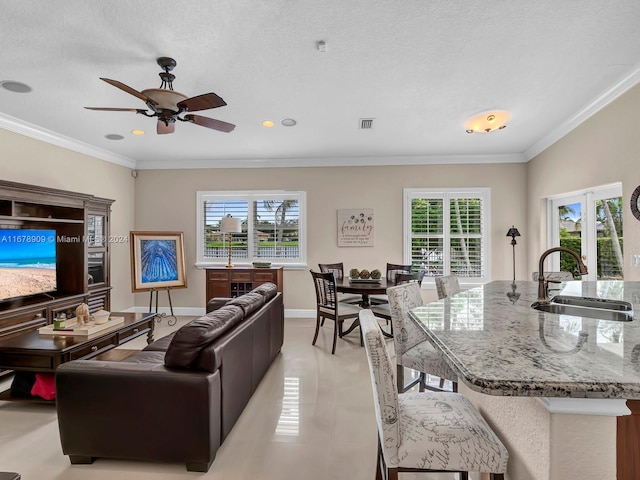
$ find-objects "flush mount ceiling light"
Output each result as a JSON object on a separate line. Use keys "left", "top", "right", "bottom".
{"left": 465, "top": 110, "right": 510, "bottom": 133}
{"left": 105, "top": 134, "right": 124, "bottom": 140}
{"left": 281, "top": 118, "right": 297, "bottom": 127}
{"left": 1, "top": 80, "right": 32, "bottom": 93}
{"left": 262, "top": 120, "right": 275, "bottom": 128}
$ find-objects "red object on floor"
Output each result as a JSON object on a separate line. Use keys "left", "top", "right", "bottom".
{"left": 31, "top": 373, "right": 56, "bottom": 400}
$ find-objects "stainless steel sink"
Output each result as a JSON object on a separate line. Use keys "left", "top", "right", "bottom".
{"left": 531, "top": 295, "right": 634, "bottom": 322}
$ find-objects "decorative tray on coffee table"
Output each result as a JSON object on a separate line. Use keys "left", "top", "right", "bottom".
{"left": 38, "top": 316, "right": 125, "bottom": 336}
{"left": 349, "top": 278, "right": 381, "bottom": 284}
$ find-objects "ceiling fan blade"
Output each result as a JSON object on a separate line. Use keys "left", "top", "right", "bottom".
{"left": 85, "top": 107, "right": 145, "bottom": 112}
{"left": 177, "top": 93, "right": 226, "bottom": 112}
{"left": 100, "top": 78, "right": 158, "bottom": 105}
{"left": 185, "top": 114, "right": 235, "bottom": 133}
{"left": 157, "top": 120, "right": 175, "bottom": 135}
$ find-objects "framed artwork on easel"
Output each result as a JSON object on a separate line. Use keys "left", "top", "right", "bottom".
{"left": 130, "top": 231, "right": 187, "bottom": 293}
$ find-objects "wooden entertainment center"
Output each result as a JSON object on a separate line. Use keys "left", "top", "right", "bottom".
{"left": 0, "top": 180, "right": 113, "bottom": 343}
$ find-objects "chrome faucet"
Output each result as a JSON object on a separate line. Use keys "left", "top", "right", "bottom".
{"left": 537, "top": 247, "right": 588, "bottom": 302}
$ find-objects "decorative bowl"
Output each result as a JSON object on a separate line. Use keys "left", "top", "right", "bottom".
{"left": 252, "top": 262, "right": 272, "bottom": 268}
{"left": 92, "top": 310, "right": 111, "bottom": 325}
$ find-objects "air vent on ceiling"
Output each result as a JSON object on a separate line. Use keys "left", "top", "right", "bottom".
{"left": 359, "top": 118, "right": 374, "bottom": 129}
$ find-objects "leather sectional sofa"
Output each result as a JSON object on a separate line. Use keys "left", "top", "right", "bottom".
{"left": 55, "top": 282, "right": 284, "bottom": 472}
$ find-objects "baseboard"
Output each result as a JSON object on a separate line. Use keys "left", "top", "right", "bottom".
{"left": 121, "top": 306, "right": 317, "bottom": 319}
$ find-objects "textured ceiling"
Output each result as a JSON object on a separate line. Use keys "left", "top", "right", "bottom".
{"left": 1, "top": 0, "right": 640, "bottom": 169}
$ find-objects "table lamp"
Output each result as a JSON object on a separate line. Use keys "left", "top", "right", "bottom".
{"left": 220, "top": 215, "right": 242, "bottom": 268}
{"left": 506, "top": 226, "right": 521, "bottom": 283}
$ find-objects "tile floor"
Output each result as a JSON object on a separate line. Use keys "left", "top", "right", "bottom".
{"left": 0, "top": 316, "right": 458, "bottom": 479}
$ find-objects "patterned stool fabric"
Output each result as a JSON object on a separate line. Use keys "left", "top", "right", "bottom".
{"left": 435, "top": 275, "right": 461, "bottom": 299}
{"left": 387, "top": 283, "right": 457, "bottom": 391}
{"left": 359, "top": 309, "right": 508, "bottom": 478}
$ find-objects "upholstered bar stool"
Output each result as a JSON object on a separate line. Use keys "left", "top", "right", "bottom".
{"left": 385, "top": 282, "right": 456, "bottom": 393}
{"left": 359, "top": 309, "right": 508, "bottom": 480}
{"left": 435, "top": 274, "right": 461, "bottom": 299}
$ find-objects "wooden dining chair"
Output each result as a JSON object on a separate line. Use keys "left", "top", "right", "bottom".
{"left": 310, "top": 270, "right": 361, "bottom": 354}
{"left": 318, "top": 262, "right": 361, "bottom": 305}
{"left": 359, "top": 309, "right": 508, "bottom": 480}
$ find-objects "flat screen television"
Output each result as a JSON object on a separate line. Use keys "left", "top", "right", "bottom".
{"left": 0, "top": 229, "right": 57, "bottom": 301}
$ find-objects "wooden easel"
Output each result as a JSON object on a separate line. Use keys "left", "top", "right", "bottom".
{"left": 148, "top": 288, "right": 177, "bottom": 326}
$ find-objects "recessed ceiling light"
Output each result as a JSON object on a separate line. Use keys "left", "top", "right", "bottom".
{"left": 464, "top": 110, "right": 511, "bottom": 133}
{"left": 131, "top": 129, "right": 145, "bottom": 136}
{"left": 1, "top": 81, "right": 32, "bottom": 93}
{"left": 281, "top": 118, "right": 297, "bottom": 127}
{"left": 105, "top": 134, "right": 124, "bottom": 141}
{"left": 262, "top": 120, "right": 275, "bottom": 128}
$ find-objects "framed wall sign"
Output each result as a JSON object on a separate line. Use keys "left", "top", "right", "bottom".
{"left": 337, "top": 209, "right": 374, "bottom": 247}
{"left": 130, "top": 231, "right": 187, "bottom": 292}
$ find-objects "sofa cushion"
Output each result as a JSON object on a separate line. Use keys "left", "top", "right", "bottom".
{"left": 121, "top": 350, "right": 167, "bottom": 364}
{"left": 164, "top": 305, "right": 244, "bottom": 369}
{"left": 251, "top": 282, "right": 278, "bottom": 302}
{"left": 227, "top": 292, "right": 265, "bottom": 317}
{"left": 143, "top": 331, "right": 177, "bottom": 352}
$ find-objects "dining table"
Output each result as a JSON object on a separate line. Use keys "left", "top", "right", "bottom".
{"left": 335, "top": 277, "right": 392, "bottom": 338}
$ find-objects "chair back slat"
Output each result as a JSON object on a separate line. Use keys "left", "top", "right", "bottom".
{"left": 386, "top": 263, "right": 412, "bottom": 285}
{"left": 359, "top": 309, "right": 401, "bottom": 468}
{"left": 311, "top": 270, "right": 337, "bottom": 309}
{"left": 395, "top": 270, "right": 425, "bottom": 286}
{"left": 318, "top": 262, "right": 345, "bottom": 280}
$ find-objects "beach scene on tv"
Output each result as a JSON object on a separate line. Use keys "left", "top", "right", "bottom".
{"left": 0, "top": 229, "right": 57, "bottom": 301}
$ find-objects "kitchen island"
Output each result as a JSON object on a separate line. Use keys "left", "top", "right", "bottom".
{"left": 410, "top": 280, "right": 640, "bottom": 480}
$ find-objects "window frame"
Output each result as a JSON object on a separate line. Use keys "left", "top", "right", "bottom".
{"left": 196, "top": 190, "right": 307, "bottom": 268}
{"left": 403, "top": 187, "right": 491, "bottom": 287}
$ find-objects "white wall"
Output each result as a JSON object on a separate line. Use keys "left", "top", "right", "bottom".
{"left": 134, "top": 163, "right": 527, "bottom": 310}
{"left": 526, "top": 83, "right": 640, "bottom": 280}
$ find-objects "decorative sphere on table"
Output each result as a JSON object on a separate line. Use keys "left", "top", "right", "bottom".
{"left": 359, "top": 269, "right": 370, "bottom": 279}
{"left": 349, "top": 268, "right": 360, "bottom": 279}
{"left": 370, "top": 269, "right": 381, "bottom": 279}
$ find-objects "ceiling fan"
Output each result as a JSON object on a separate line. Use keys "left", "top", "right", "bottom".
{"left": 85, "top": 57, "right": 235, "bottom": 135}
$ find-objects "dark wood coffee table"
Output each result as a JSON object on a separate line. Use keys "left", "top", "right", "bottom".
{"left": 0, "top": 312, "right": 156, "bottom": 400}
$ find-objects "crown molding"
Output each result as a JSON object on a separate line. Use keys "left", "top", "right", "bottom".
{"left": 135, "top": 152, "right": 527, "bottom": 170}
{"left": 525, "top": 64, "right": 640, "bottom": 161}
{"left": 0, "top": 112, "right": 136, "bottom": 169}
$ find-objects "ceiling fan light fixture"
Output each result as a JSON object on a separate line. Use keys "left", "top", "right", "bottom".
{"left": 142, "top": 89, "right": 188, "bottom": 111}
{"left": 465, "top": 110, "right": 511, "bottom": 133}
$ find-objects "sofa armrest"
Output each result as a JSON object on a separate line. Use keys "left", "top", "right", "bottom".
{"left": 206, "top": 297, "right": 232, "bottom": 313}
{"left": 56, "top": 360, "right": 221, "bottom": 471}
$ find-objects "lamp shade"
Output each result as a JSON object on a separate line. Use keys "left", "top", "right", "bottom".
{"left": 220, "top": 216, "right": 242, "bottom": 233}
{"left": 506, "top": 226, "right": 521, "bottom": 238}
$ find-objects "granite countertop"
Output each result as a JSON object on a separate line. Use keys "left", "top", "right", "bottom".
{"left": 409, "top": 280, "right": 640, "bottom": 399}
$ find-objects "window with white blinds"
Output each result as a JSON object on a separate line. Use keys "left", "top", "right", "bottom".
{"left": 196, "top": 190, "right": 306, "bottom": 267}
{"left": 403, "top": 188, "right": 491, "bottom": 285}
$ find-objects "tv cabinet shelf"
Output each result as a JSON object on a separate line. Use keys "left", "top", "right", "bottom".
{"left": 0, "top": 215, "right": 84, "bottom": 224}
{"left": 0, "top": 181, "right": 114, "bottom": 365}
